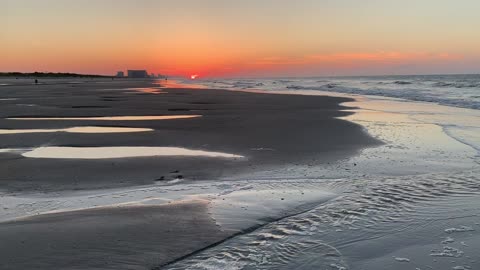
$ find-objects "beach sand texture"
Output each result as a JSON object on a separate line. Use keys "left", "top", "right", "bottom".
{"left": 1, "top": 78, "right": 479, "bottom": 270}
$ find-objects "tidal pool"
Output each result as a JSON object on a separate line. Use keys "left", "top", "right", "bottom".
{"left": 13, "top": 146, "right": 243, "bottom": 159}
{"left": 7, "top": 115, "right": 201, "bottom": 121}
{"left": 0, "top": 126, "right": 153, "bottom": 134}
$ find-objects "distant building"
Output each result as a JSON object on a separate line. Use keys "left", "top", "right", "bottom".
{"left": 116, "top": 71, "right": 124, "bottom": 77}
{"left": 127, "top": 70, "right": 148, "bottom": 78}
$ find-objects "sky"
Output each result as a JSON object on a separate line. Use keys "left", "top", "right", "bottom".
{"left": 1, "top": 0, "right": 480, "bottom": 78}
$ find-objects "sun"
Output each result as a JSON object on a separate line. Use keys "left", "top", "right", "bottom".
{"left": 190, "top": 74, "right": 199, "bottom": 80}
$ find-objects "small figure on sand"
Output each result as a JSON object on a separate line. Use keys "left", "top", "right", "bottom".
{"left": 34, "top": 79, "right": 38, "bottom": 84}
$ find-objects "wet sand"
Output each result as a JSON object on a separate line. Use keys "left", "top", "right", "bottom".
{"left": 0, "top": 79, "right": 381, "bottom": 269}
{"left": 0, "top": 200, "right": 232, "bottom": 270}
{"left": 0, "top": 79, "right": 380, "bottom": 192}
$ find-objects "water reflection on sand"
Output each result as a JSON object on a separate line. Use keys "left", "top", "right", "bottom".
{"left": 125, "top": 87, "right": 165, "bottom": 94}
{"left": 7, "top": 115, "right": 201, "bottom": 121}
{"left": 11, "top": 146, "right": 244, "bottom": 159}
{"left": 0, "top": 126, "right": 153, "bottom": 134}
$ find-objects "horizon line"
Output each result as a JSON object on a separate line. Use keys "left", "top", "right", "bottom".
{"left": 1, "top": 71, "right": 479, "bottom": 79}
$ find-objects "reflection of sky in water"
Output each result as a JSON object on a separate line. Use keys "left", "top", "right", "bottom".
{"left": 7, "top": 115, "right": 201, "bottom": 121}
{"left": 0, "top": 126, "right": 153, "bottom": 134}
{"left": 220, "top": 87, "right": 479, "bottom": 176}
{"left": 340, "top": 96, "right": 480, "bottom": 175}
{"left": 10, "top": 146, "right": 244, "bottom": 159}
{"left": 242, "top": 87, "right": 480, "bottom": 165}
{"left": 124, "top": 87, "right": 165, "bottom": 94}
{"left": 155, "top": 79, "right": 207, "bottom": 89}
{"left": 344, "top": 97, "right": 480, "bottom": 150}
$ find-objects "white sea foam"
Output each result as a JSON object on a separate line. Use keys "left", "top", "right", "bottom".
{"left": 442, "top": 237, "right": 455, "bottom": 244}
{"left": 329, "top": 263, "right": 347, "bottom": 270}
{"left": 453, "top": 266, "right": 472, "bottom": 270}
{"left": 430, "top": 246, "right": 464, "bottom": 257}
{"left": 445, "top": 226, "right": 475, "bottom": 233}
{"left": 393, "top": 257, "right": 410, "bottom": 262}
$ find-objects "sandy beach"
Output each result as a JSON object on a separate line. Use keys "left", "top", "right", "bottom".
{"left": 0, "top": 200, "right": 232, "bottom": 270}
{"left": 0, "top": 78, "right": 379, "bottom": 269}
{"left": 0, "top": 79, "right": 379, "bottom": 192}
{"left": 1, "top": 77, "right": 479, "bottom": 270}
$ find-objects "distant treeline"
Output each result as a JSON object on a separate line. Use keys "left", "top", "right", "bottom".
{"left": 0, "top": 72, "right": 111, "bottom": 78}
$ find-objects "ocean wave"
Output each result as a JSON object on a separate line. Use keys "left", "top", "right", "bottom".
{"left": 279, "top": 84, "right": 480, "bottom": 110}
{"left": 190, "top": 75, "right": 480, "bottom": 110}
{"left": 433, "top": 81, "right": 480, "bottom": 88}
{"left": 393, "top": 81, "right": 412, "bottom": 85}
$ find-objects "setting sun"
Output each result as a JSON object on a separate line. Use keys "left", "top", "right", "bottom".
{"left": 190, "top": 74, "right": 199, "bottom": 80}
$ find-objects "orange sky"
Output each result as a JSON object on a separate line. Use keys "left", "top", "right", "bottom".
{"left": 2, "top": 0, "right": 480, "bottom": 77}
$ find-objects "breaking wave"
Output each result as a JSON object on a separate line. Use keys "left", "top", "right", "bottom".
{"left": 188, "top": 74, "right": 480, "bottom": 110}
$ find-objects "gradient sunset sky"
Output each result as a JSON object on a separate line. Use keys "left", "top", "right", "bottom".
{"left": 2, "top": 0, "right": 480, "bottom": 77}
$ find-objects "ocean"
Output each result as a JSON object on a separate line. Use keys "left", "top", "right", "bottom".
{"left": 171, "top": 74, "right": 480, "bottom": 269}
{"left": 184, "top": 74, "right": 480, "bottom": 110}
